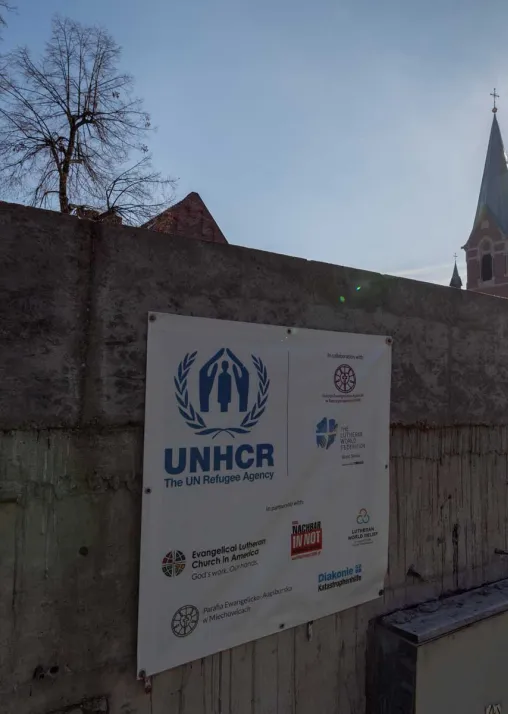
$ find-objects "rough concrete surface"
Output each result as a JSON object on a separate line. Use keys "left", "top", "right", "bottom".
{"left": 2, "top": 202, "right": 508, "bottom": 713}
{"left": 0, "top": 204, "right": 91, "bottom": 429}
{"left": 86, "top": 221, "right": 508, "bottom": 427}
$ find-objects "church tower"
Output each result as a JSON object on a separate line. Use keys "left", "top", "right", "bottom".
{"left": 461, "top": 91, "right": 508, "bottom": 297}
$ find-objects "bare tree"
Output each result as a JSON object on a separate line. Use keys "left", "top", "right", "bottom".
{"left": 0, "top": 15, "right": 175, "bottom": 222}
{"left": 0, "top": 1, "right": 14, "bottom": 34}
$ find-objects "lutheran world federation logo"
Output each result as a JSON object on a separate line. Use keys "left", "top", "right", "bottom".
{"left": 316, "top": 417, "right": 338, "bottom": 450}
{"left": 174, "top": 348, "right": 270, "bottom": 438}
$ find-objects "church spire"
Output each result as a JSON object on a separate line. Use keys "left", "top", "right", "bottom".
{"left": 491, "top": 88, "right": 499, "bottom": 113}
{"left": 449, "top": 255, "right": 462, "bottom": 289}
{"left": 473, "top": 93, "right": 508, "bottom": 234}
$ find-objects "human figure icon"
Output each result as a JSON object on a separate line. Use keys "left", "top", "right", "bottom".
{"left": 199, "top": 348, "right": 225, "bottom": 412}
{"left": 217, "top": 361, "right": 232, "bottom": 412}
{"left": 226, "top": 349, "right": 249, "bottom": 412}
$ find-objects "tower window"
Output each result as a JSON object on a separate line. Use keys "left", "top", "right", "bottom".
{"left": 481, "top": 252, "right": 493, "bottom": 282}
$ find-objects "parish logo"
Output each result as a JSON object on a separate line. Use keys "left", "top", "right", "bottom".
{"left": 174, "top": 348, "right": 269, "bottom": 438}
{"left": 171, "top": 604, "right": 200, "bottom": 638}
{"left": 316, "top": 417, "right": 338, "bottom": 450}
{"left": 334, "top": 364, "right": 356, "bottom": 394}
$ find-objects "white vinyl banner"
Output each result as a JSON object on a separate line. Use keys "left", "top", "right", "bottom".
{"left": 138, "top": 313, "right": 392, "bottom": 676}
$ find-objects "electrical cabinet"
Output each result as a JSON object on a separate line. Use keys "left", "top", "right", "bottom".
{"left": 368, "top": 579, "right": 508, "bottom": 714}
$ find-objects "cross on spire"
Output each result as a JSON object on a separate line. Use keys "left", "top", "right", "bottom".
{"left": 491, "top": 88, "right": 499, "bottom": 113}
{"left": 453, "top": 252, "right": 458, "bottom": 261}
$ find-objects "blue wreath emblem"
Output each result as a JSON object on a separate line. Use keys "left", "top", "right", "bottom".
{"left": 174, "top": 350, "right": 270, "bottom": 438}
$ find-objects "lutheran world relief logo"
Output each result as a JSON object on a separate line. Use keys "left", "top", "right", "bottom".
{"left": 175, "top": 348, "right": 270, "bottom": 438}
{"left": 348, "top": 509, "right": 379, "bottom": 547}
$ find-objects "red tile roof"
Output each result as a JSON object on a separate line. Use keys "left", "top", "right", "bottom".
{"left": 142, "top": 192, "right": 228, "bottom": 244}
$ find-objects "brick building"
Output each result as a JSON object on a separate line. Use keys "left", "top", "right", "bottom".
{"left": 451, "top": 101, "right": 508, "bottom": 296}
{"left": 142, "top": 192, "right": 228, "bottom": 244}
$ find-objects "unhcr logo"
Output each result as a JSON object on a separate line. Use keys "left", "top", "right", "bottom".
{"left": 174, "top": 348, "right": 270, "bottom": 438}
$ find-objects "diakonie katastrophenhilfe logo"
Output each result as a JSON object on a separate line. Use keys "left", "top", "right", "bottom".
{"left": 174, "top": 348, "right": 270, "bottom": 438}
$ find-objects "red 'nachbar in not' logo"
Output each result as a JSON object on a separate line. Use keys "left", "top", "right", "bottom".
{"left": 291, "top": 520, "right": 323, "bottom": 559}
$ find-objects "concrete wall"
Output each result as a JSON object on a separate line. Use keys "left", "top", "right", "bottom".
{"left": 2, "top": 201, "right": 508, "bottom": 714}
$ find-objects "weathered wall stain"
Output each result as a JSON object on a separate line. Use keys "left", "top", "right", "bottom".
{"left": 47, "top": 696, "right": 108, "bottom": 713}
{"left": 452, "top": 523, "right": 460, "bottom": 590}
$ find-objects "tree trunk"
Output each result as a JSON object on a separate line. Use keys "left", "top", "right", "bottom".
{"left": 59, "top": 127, "right": 77, "bottom": 214}
{"left": 59, "top": 176, "right": 70, "bottom": 213}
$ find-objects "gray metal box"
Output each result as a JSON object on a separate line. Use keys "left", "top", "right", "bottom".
{"left": 368, "top": 579, "right": 508, "bottom": 714}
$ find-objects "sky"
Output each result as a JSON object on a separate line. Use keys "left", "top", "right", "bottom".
{"left": 3, "top": 0, "right": 508, "bottom": 285}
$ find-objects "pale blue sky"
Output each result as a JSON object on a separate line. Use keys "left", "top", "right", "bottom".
{"left": 4, "top": 0, "right": 508, "bottom": 285}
